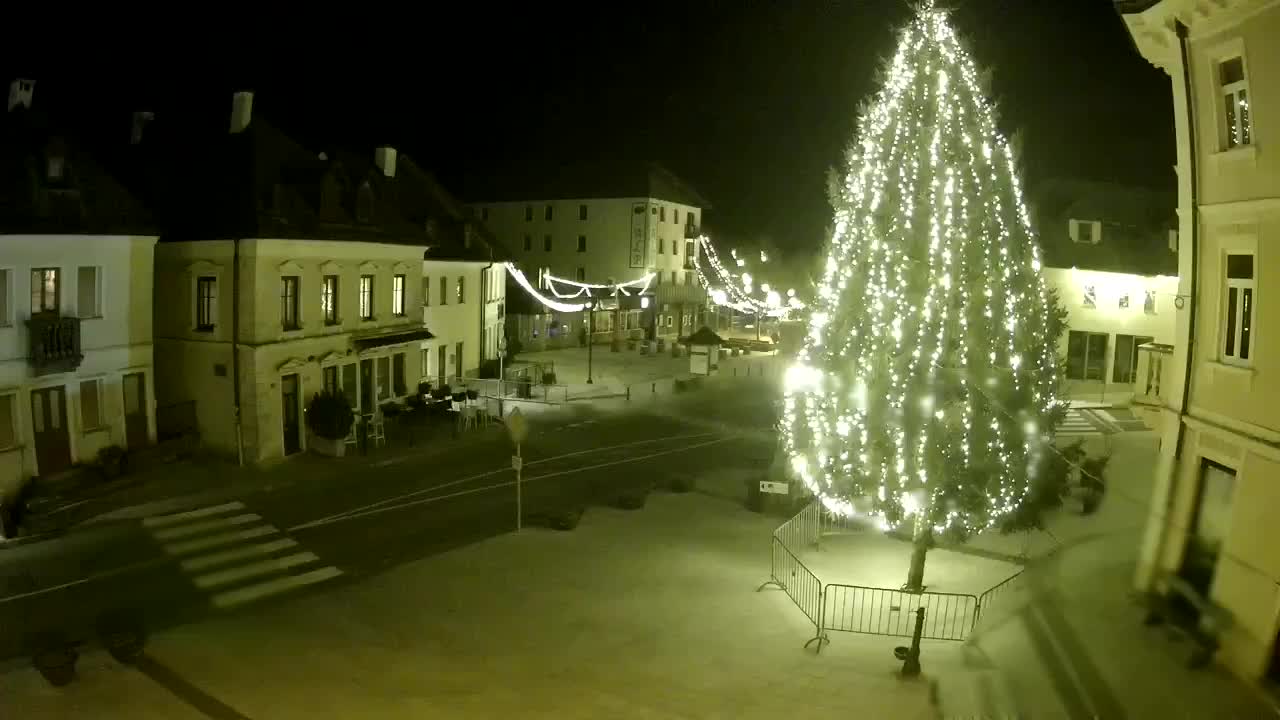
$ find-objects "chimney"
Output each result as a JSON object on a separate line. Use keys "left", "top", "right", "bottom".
{"left": 374, "top": 146, "right": 397, "bottom": 178}
{"left": 230, "top": 91, "right": 253, "bottom": 134}
{"left": 131, "top": 111, "right": 154, "bottom": 145}
{"left": 7, "top": 78, "right": 34, "bottom": 112}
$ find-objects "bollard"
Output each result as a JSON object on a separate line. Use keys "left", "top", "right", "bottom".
{"left": 651, "top": 382, "right": 656, "bottom": 394}
{"left": 899, "top": 607, "right": 925, "bottom": 677}
{"left": 626, "top": 385, "right": 631, "bottom": 401}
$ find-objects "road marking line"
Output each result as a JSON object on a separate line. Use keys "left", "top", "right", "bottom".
{"left": 298, "top": 431, "right": 724, "bottom": 529}
{"left": 162, "top": 526, "right": 277, "bottom": 555}
{"left": 193, "top": 551, "right": 320, "bottom": 589}
{"left": 152, "top": 514, "right": 262, "bottom": 541}
{"left": 210, "top": 566, "right": 343, "bottom": 609}
{"left": 292, "top": 436, "right": 733, "bottom": 531}
{"left": 180, "top": 538, "right": 299, "bottom": 572}
{"left": 142, "top": 502, "right": 247, "bottom": 528}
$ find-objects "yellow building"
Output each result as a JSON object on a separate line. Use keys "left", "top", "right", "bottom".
{"left": 1118, "top": 0, "right": 1280, "bottom": 685}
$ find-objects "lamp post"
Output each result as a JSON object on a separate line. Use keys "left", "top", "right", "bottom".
{"left": 497, "top": 335, "right": 506, "bottom": 418}
{"left": 586, "top": 299, "right": 595, "bottom": 384}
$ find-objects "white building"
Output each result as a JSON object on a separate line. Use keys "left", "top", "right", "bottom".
{"left": 1031, "top": 178, "right": 1179, "bottom": 400}
{"left": 1, "top": 81, "right": 158, "bottom": 495}
{"left": 470, "top": 163, "right": 708, "bottom": 347}
{"left": 1119, "top": 0, "right": 1280, "bottom": 685}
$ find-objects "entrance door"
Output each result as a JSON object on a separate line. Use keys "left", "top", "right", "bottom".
{"left": 281, "top": 374, "right": 301, "bottom": 456}
{"left": 360, "top": 359, "right": 374, "bottom": 416}
{"left": 437, "top": 345, "right": 447, "bottom": 387}
{"left": 30, "top": 386, "right": 71, "bottom": 476}
{"left": 454, "top": 341, "right": 463, "bottom": 380}
{"left": 123, "top": 372, "right": 149, "bottom": 448}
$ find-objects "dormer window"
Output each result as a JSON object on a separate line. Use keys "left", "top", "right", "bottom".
{"left": 1070, "top": 219, "right": 1100, "bottom": 245}
{"left": 46, "top": 156, "right": 65, "bottom": 181}
{"left": 356, "top": 182, "right": 374, "bottom": 223}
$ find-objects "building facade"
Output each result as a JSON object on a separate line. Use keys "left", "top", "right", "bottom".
{"left": 1032, "top": 178, "right": 1179, "bottom": 400}
{"left": 470, "top": 163, "right": 708, "bottom": 347}
{"left": 1, "top": 80, "right": 158, "bottom": 495}
{"left": 1119, "top": 0, "right": 1280, "bottom": 685}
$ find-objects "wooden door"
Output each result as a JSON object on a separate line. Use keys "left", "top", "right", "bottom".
{"left": 437, "top": 346, "right": 447, "bottom": 387}
{"left": 360, "top": 359, "right": 374, "bottom": 416}
{"left": 31, "top": 386, "right": 71, "bottom": 476}
{"left": 281, "top": 374, "right": 301, "bottom": 456}
{"left": 123, "top": 372, "right": 149, "bottom": 448}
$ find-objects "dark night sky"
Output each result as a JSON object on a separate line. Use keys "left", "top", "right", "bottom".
{"left": 18, "top": 0, "right": 1172, "bottom": 257}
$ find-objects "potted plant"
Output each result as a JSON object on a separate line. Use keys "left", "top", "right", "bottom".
{"left": 306, "top": 391, "right": 354, "bottom": 457}
{"left": 380, "top": 401, "right": 402, "bottom": 419}
{"left": 417, "top": 381, "right": 432, "bottom": 398}
{"left": 466, "top": 388, "right": 479, "bottom": 402}
{"left": 96, "top": 445, "right": 127, "bottom": 481}
{"left": 29, "top": 630, "right": 77, "bottom": 687}
{"left": 433, "top": 384, "right": 452, "bottom": 402}
{"left": 542, "top": 372, "right": 557, "bottom": 385}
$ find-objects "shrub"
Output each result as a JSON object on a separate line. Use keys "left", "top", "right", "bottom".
{"left": 613, "top": 488, "right": 648, "bottom": 510}
{"left": 433, "top": 384, "right": 452, "bottom": 401}
{"left": 306, "top": 391, "right": 355, "bottom": 441}
{"left": 417, "top": 381, "right": 433, "bottom": 397}
{"left": 547, "top": 506, "right": 585, "bottom": 531}
{"left": 542, "top": 372, "right": 557, "bottom": 385}
{"left": 668, "top": 475, "right": 695, "bottom": 493}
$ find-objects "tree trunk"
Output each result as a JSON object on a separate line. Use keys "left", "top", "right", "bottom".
{"left": 903, "top": 514, "right": 929, "bottom": 592}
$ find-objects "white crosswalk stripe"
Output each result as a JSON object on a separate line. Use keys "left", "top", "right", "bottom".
{"left": 144, "top": 502, "right": 342, "bottom": 610}
{"left": 1058, "top": 408, "right": 1108, "bottom": 437}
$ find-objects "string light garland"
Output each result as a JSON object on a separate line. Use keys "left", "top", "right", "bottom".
{"left": 506, "top": 264, "right": 657, "bottom": 312}
{"left": 693, "top": 236, "right": 805, "bottom": 317}
{"left": 780, "top": 2, "right": 1062, "bottom": 540}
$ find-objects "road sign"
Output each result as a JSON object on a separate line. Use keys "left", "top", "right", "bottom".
{"left": 506, "top": 407, "right": 528, "bottom": 445}
{"left": 511, "top": 455, "right": 523, "bottom": 471}
{"left": 760, "top": 480, "right": 789, "bottom": 495}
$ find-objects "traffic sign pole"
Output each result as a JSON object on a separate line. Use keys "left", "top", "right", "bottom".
{"left": 515, "top": 443, "right": 523, "bottom": 532}
{"left": 506, "top": 408, "right": 528, "bottom": 533}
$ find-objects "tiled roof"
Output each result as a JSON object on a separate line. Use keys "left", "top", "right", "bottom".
{"left": 1031, "top": 178, "right": 1176, "bottom": 276}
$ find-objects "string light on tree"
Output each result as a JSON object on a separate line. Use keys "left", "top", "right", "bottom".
{"left": 779, "top": 1, "right": 1066, "bottom": 591}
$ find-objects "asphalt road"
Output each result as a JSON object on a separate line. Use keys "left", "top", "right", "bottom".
{"left": 0, "top": 381, "right": 778, "bottom": 664}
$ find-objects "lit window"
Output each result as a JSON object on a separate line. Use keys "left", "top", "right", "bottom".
{"left": 360, "top": 275, "right": 374, "bottom": 320}
{"left": 456, "top": 276, "right": 465, "bottom": 304}
{"left": 196, "top": 276, "right": 217, "bottom": 331}
{"left": 423, "top": 277, "right": 430, "bottom": 308}
{"left": 322, "top": 275, "right": 339, "bottom": 325}
{"left": 31, "top": 268, "right": 59, "bottom": 314}
{"left": 1219, "top": 56, "right": 1252, "bottom": 149}
{"left": 1223, "top": 253, "right": 1254, "bottom": 365}
{"left": 281, "top": 276, "right": 300, "bottom": 330}
{"left": 392, "top": 274, "right": 406, "bottom": 316}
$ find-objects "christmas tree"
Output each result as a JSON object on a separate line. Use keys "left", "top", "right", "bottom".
{"left": 780, "top": 1, "right": 1066, "bottom": 591}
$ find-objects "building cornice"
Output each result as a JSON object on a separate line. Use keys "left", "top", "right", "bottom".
{"left": 1199, "top": 196, "right": 1280, "bottom": 221}
{"left": 1119, "top": 0, "right": 1280, "bottom": 72}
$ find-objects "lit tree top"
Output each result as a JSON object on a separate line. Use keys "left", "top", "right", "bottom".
{"left": 781, "top": 2, "right": 1063, "bottom": 540}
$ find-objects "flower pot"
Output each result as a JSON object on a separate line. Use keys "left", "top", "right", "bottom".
{"left": 31, "top": 633, "right": 77, "bottom": 687}
{"left": 308, "top": 432, "right": 346, "bottom": 458}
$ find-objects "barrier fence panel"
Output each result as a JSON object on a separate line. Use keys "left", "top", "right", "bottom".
{"left": 975, "top": 569, "right": 1025, "bottom": 625}
{"left": 822, "top": 584, "right": 978, "bottom": 642}
{"left": 774, "top": 500, "right": 821, "bottom": 550}
{"left": 759, "top": 536, "right": 827, "bottom": 649}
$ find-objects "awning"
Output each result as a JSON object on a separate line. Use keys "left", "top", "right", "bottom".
{"left": 353, "top": 327, "right": 435, "bottom": 351}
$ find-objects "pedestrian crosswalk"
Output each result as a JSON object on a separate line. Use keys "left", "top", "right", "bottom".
{"left": 1058, "top": 408, "right": 1112, "bottom": 437}
{"left": 143, "top": 501, "right": 342, "bottom": 610}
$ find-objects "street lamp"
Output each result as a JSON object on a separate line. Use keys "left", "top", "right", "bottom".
{"left": 497, "top": 335, "right": 507, "bottom": 418}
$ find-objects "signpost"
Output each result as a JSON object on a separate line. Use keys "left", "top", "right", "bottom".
{"left": 759, "top": 480, "right": 789, "bottom": 495}
{"left": 506, "top": 407, "right": 528, "bottom": 531}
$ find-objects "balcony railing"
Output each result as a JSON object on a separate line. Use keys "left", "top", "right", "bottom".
{"left": 27, "top": 313, "right": 83, "bottom": 376}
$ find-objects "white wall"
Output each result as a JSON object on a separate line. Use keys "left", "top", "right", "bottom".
{"left": 0, "top": 234, "right": 157, "bottom": 490}
{"left": 421, "top": 259, "right": 495, "bottom": 383}
{"left": 1043, "top": 266, "right": 1178, "bottom": 384}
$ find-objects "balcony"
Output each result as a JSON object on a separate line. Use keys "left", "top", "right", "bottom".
{"left": 27, "top": 313, "right": 83, "bottom": 376}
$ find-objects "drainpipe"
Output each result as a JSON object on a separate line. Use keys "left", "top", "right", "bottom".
{"left": 232, "top": 237, "right": 244, "bottom": 467}
{"left": 1150, "top": 19, "right": 1200, "bottom": 582}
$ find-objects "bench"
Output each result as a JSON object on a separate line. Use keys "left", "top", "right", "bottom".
{"left": 1143, "top": 574, "right": 1227, "bottom": 669}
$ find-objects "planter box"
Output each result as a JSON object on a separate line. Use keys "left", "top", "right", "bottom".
{"left": 308, "top": 432, "right": 346, "bottom": 458}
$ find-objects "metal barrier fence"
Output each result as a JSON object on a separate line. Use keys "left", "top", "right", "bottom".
{"left": 823, "top": 584, "right": 977, "bottom": 642}
{"left": 761, "top": 500, "right": 1023, "bottom": 652}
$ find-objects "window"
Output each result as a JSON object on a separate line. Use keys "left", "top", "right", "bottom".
{"left": 423, "top": 277, "right": 430, "bottom": 307}
{"left": 1184, "top": 460, "right": 1237, "bottom": 595}
{"left": 685, "top": 272, "right": 693, "bottom": 287}
{"left": 360, "top": 275, "right": 374, "bottom": 320}
{"left": 0, "top": 269, "right": 9, "bottom": 326}
{"left": 456, "top": 276, "right": 465, "bottom": 304}
{"left": 393, "top": 353, "right": 407, "bottom": 396}
{"left": 670, "top": 271, "right": 677, "bottom": 285}
{"left": 1066, "top": 331, "right": 1108, "bottom": 381}
{"left": 80, "top": 379, "right": 103, "bottom": 431}
{"left": 281, "top": 276, "right": 300, "bottom": 330}
{"left": 544, "top": 204, "right": 554, "bottom": 221}
{"left": 323, "top": 365, "right": 338, "bottom": 394}
{"left": 576, "top": 267, "right": 586, "bottom": 282}
{"left": 196, "top": 276, "right": 216, "bottom": 330}
{"left": 673, "top": 209, "right": 680, "bottom": 224}
{"left": 1118, "top": 293, "right": 1130, "bottom": 310}
{"left": 523, "top": 235, "right": 532, "bottom": 251}
{"left": 579, "top": 204, "right": 588, "bottom": 220}
{"left": 1113, "top": 334, "right": 1154, "bottom": 384}
{"left": 543, "top": 235, "right": 552, "bottom": 252}
{"left": 1082, "top": 284, "right": 1096, "bottom": 309}
{"left": 1223, "top": 253, "right": 1254, "bottom": 364}
{"left": 31, "top": 268, "right": 59, "bottom": 313}
{"left": 420, "top": 348, "right": 431, "bottom": 379}
{"left": 77, "top": 266, "right": 101, "bottom": 318}
{"left": 440, "top": 275, "right": 448, "bottom": 305}
{"left": 376, "top": 356, "right": 390, "bottom": 400}
{"left": 577, "top": 235, "right": 587, "bottom": 252}
{"left": 524, "top": 206, "right": 533, "bottom": 221}
{"left": 392, "top": 274, "right": 406, "bottom": 316}
{"left": 1071, "top": 219, "right": 1099, "bottom": 244}
{"left": 1144, "top": 290, "right": 1156, "bottom": 315}
{"left": 481, "top": 207, "right": 489, "bottom": 221}
{"left": 658, "top": 240, "right": 665, "bottom": 254}
{"left": 0, "top": 393, "right": 15, "bottom": 449}
{"left": 660, "top": 207, "right": 666, "bottom": 222}
{"left": 1219, "top": 56, "right": 1252, "bottom": 149}
{"left": 672, "top": 240, "right": 678, "bottom": 255}
{"left": 322, "top": 275, "right": 339, "bottom": 325}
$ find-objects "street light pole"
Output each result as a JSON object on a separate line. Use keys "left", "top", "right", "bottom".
{"left": 586, "top": 300, "right": 595, "bottom": 384}
{"left": 498, "top": 335, "right": 506, "bottom": 419}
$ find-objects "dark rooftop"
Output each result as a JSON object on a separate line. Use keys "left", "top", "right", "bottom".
{"left": 465, "top": 159, "right": 711, "bottom": 210}
{"left": 1031, "top": 178, "right": 1176, "bottom": 276}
